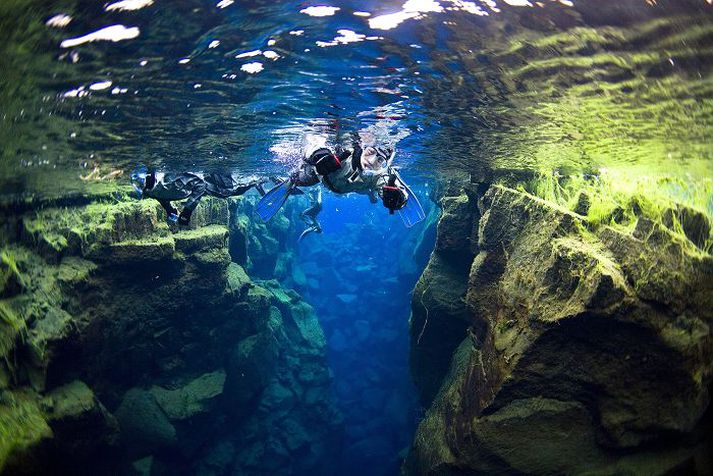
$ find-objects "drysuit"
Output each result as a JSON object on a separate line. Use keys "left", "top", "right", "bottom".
{"left": 141, "top": 172, "right": 263, "bottom": 225}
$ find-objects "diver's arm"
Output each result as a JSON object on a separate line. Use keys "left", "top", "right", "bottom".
{"left": 291, "top": 164, "right": 320, "bottom": 187}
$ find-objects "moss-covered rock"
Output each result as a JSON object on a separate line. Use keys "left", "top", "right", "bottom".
{"left": 407, "top": 184, "right": 713, "bottom": 475}
{"left": 224, "top": 332, "right": 280, "bottom": 414}
{"left": 0, "top": 194, "right": 341, "bottom": 475}
{"left": 410, "top": 191, "right": 476, "bottom": 406}
{"left": 42, "top": 380, "right": 119, "bottom": 458}
{"left": 0, "top": 389, "right": 52, "bottom": 474}
{"left": 0, "top": 251, "right": 25, "bottom": 298}
{"left": 173, "top": 225, "right": 228, "bottom": 254}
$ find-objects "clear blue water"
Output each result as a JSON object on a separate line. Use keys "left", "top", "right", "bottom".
{"left": 2, "top": 0, "right": 713, "bottom": 474}
{"left": 291, "top": 191, "right": 436, "bottom": 475}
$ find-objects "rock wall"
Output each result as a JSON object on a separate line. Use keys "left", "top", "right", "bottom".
{"left": 0, "top": 193, "right": 341, "bottom": 475}
{"left": 406, "top": 184, "right": 713, "bottom": 475}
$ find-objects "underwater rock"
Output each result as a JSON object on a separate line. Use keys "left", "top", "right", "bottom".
{"left": 0, "top": 195, "right": 341, "bottom": 474}
{"left": 329, "top": 329, "right": 349, "bottom": 352}
{"left": 149, "top": 370, "right": 226, "bottom": 421}
{"left": 434, "top": 194, "right": 477, "bottom": 256}
{"left": 115, "top": 388, "right": 177, "bottom": 455}
{"left": 0, "top": 389, "right": 53, "bottom": 475}
{"left": 130, "top": 456, "right": 158, "bottom": 476}
{"left": 573, "top": 190, "right": 591, "bottom": 216}
{"left": 226, "top": 262, "right": 252, "bottom": 297}
{"left": 0, "top": 251, "right": 25, "bottom": 298}
{"left": 42, "top": 380, "right": 119, "bottom": 458}
{"left": 224, "top": 332, "right": 279, "bottom": 415}
{"left": 406, "top": 184, "right": 713, "bottom": 475}
{"left": 173, "top": 225, "right": 228, "bottom": 254}
{"left": 661, "top": 204, "right": 712, "bottom": 250}
{"left": 292, "top": 265, "right": 307, "bottom": 286}
{"left": 410, "top": 191, "right": 477, "bottom": 406}
{"left": 336, "top": 293, "right": 358, "bottom": 305}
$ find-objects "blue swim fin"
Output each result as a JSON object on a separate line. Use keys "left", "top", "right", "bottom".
{"left": 255, "top": 180, "right": 295, "bottom": 221}
{"left": 397, "top": 175, "right": 426, "bottom": 228}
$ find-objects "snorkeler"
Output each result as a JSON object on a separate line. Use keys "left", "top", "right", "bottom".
{"left": 130, "top": 165, "right": 266, "bottom": 225}
{"left": 299, "top": 187, "right": 323, "bottom": 241}
{"left": 256, "top": 139, "right": 425, "bottom": 228}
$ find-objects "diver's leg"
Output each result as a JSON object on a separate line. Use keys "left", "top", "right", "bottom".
{"left": 158, "top": 199, "right": 178, "bottom": 219}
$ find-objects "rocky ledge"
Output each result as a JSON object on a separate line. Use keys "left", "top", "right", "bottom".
{"left": 407, "top": 184, "right": 713, "bottom": 475}
{"left": 0, "top": 193, "right": 341, "bottom": 475}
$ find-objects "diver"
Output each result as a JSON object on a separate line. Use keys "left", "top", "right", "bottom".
{"left": 256, "top": 138, "right": 425, "bottom": 228}
{"left": 130, "top": 165, "right": 266, "bottom": 225}
{"left": 299, "top": 187, "right": 323, "bottom": 241}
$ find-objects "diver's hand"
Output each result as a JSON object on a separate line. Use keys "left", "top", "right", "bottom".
{"left": 167, "top": 213, "right": 179, "bottom": 224}
{"left": 381, "top": 184, "right": 407, "bottom": 214}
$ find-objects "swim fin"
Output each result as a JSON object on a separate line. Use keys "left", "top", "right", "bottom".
{"left": 255, "top": 179, "right": 296, "bottom": 221}
{"left": 396, "top": 174, "right": 426, "bottom": 228}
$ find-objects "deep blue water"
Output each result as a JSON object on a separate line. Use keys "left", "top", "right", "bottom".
{"left": 2, "top": 0, "right": 713, "bottom": 474}
{"left": 292, "top": 188, "right": 436, "bottom": 475}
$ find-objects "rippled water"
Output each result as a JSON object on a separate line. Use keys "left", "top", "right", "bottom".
{"left": 1, "top": 0, "right": 712, "bottom": 198}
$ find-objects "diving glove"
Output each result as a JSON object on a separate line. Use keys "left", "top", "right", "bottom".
{"left": 381, "top": 174, "right": 407, "bottom": 214}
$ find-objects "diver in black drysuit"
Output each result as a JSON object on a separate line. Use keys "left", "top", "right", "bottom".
{"left": 299, "top": 187, "right": 323, "bottom": 241}
{"left": 131, "top": 166, "right": 265, "bottom": 225}
{"left": 287, "top": 141, "right": 408, "bottom": 231}
{"left": 255, "top": 134, "right": 425, "bottom": 230}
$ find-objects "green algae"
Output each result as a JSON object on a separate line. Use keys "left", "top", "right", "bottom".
{"left": 0, "top": 250, "right": 26, "bottom": 298}
{"left": 515, "top": 169, "right": 713, "bottom": 253}
{"left": 0, "top": 389, "right": 52, "bottom": 471}
{"left": 0, "top": 301, "right": 25, "bottom": 364}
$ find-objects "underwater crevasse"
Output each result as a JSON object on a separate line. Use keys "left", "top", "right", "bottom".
{"left": 1, "top": 0, "right": 713, "bottom": 474}
{"left": 288, "top": 192, "right": 438, "bottom": 475}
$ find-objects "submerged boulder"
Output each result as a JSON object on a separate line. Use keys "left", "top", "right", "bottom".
{"left": 150, "top": 370, "right": 226, "bottom": 421}
{"left": 224, "top": 331, "right": 280, "bottom": 414}
{"left": 407, "top": 184, "right": 713, "bottom": 475}
{"left": 43, "top": 380, "right": 119, "bottom": 459}
{"left": 410, "top": 191, "right": 477, "bottom": 406}
{"left": 115, "top": 388, "right": 177, "bottom": 456}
